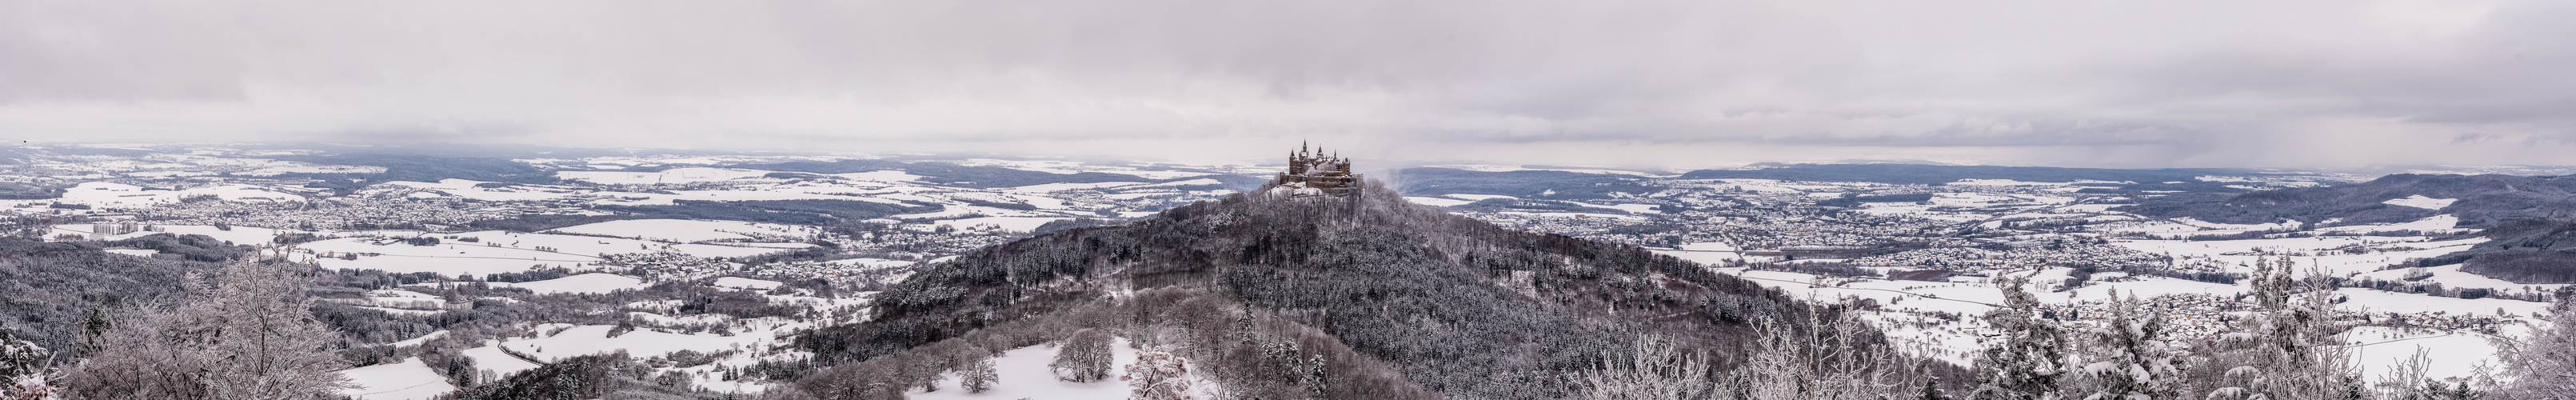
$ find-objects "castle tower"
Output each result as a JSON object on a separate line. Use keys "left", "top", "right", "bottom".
{"left": 1274, "top": 142, "right": 1362, "bottom": 196}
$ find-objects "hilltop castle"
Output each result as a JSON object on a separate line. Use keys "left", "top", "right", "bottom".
{"left": 1273, "top": 142, "right": 1362, "bottom": 195}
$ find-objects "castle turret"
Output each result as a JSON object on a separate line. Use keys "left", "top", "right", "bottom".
{"left": 1274, "top": 142, "right": 1362, "bottom": 196}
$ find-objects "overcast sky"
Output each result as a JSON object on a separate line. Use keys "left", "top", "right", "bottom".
{"left": 3, "top": 0, "right": 2571, "bottom": 169}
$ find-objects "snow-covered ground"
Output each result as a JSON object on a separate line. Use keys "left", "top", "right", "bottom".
{"left": 549, "top": 219, "right": 809, "bottom": 242}
{"left": 502, "top": 324, "right": 765, "bottom": 362}
{"left": 2382, "top": 195, "right": 2458, "bottom": 210}
{"left": 337, "top": 358, "right": 457, "bottom": 400}
{"left": 2343, "top": 326, "right": 2502, "bottom": 383}
{"left": 906, "top": 338, "right": 1221, "bottom": 400}
{"left": 933, "top": 216, "right": 1070, "bottom": 232}
{"left": 713, "top": 277, "right": 784, "bottom": 290}
{"left": 486, "top": 274, "right": 649, "bottom": 294}
{"left": 460, "top": 341, "right": 544, "bottom": 377}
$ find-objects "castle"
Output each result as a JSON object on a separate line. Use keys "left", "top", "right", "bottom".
{"left": 1272, "top": 142, "right": 1362, "bottom": 196}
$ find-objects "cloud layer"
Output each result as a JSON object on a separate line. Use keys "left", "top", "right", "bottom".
{"left": 4, "top": 0, "right": 2571, "bottom": 168}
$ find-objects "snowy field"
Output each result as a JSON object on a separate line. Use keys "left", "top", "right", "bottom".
{"left": 548, "top": 219, "right": 813, "bottom": 242}
{"left": 337, "top": 358, "right": 458, "bottom": 400}
{"left": 906, "top": 338, "right": 1224, "bottom": 400}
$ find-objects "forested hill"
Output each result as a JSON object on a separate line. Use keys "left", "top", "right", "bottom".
{"left": 2119, "top": 173, "right": 2576, "bottom": 228}
{"left": 790, "top": 180, "right": 1959, "bottom": 399}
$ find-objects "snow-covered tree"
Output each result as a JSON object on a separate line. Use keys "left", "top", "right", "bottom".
{"left": 1723, "top": 304, "right": 1910, "bottom": 400}
{"left": 1971, "top": 275, "right": 2069, "bottom": 400}
{"left": 193, "top": 253, "right": 354, "bottom": 400}
{"left": 1576, "top": 334, "right": 1713, "bottom": 400}
{"left": 54, "top": 251, "right": 353, "bottom": 400}
{"left": 2199, "top": 257, "right": 2363, "bottom": 400}
{"left": 54, "top": 304, "right": 210, "bottom": 400}
{"left": 1918, "top": 377, "right": 1951, "bottom": 400}
{"left": 1052, "top": 329, "right": 1116, "bottom": 382}
{"left": 1124, "top": 347, "right": 1192, "bottom": 400}
{"left": 0, "top": 327, "right": 57, "bottom": 400}
{"left": 2074, "top": 290, "right": 2181, "bottom": 400}
{"left": 2373, "top": 348, "right": 2478, "bottom": 400}
{"left": 2491, "top": 287, "right": 2576, "bottom": 398}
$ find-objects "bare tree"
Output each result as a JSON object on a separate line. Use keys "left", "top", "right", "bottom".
{"left": 1052, "top": 329, "right": 1115, "bottom": 382}
{"left": 959, "top": 355, "right": 998, "bottom": 394}
{"left": 2490, "top": 287, "right": 2576, "bottom": 399}
{"left": 194, "top": 252, "right": 354, "bottom": 400}
{"left": 54, "top": 250, "right": 352, "bottom": 400}
{"left": 1577, "top": 334, "right": 1713, "bottom": 400}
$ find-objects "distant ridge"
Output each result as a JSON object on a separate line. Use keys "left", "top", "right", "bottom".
{"left": 2120, "top": 173, "right": 2576, "bottom": 228}
{"left": 1678, "top": 163, "right": 2254, "bottom": 186}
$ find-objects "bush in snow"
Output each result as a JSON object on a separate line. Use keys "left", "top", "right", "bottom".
{"left": 1052, "top": 329, "right": 1115, "bottom": 382}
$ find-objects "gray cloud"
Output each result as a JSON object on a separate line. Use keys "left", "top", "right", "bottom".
{"left": 2, "top": 0, "right": 2571, "bottom": 169}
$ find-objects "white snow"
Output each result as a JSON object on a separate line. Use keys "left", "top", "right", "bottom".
{"left": 501, "top": 325, "right": 769, "bottom": 362}
{"left": 460, "top": 342, "right": 543, "bottom": 377}
{"left": 713, "top": 277, "right": 784, "bottom": 290}
{"left": 907, "top": 338, "right": 1220, "bottom": 400}
{"left": 337, "top": 358, "right": 457, "bottom": 400}
{"left": 549, "top": 219, "right": 807, "bottom": 242}
{"left": 557, "top": 168, "right": 777, "bottom": 184}
{"left": 296, "top": 238, "right": 601, "bottom": 276}
{"left": 932, "top": 217, "right": 1068, "bottom": 232}
{"left": 2343, "top": 326, "right": 2500, "bottom": 383}
{"left": 1404, "top": 197, "right": 1476, "bottom": 206}
{"left": 55, "top": 182, "right": 306, "bottom": 208}
{"left": 492, "top": 274, "right": 649, "bottom": 294}
{"left": 389, "top": 330, "right": 449, "bottom": 347}
{"left": 2381, "top": 195, "right": 2458, "bottom": 210}
{"left": 381, "top": 179, "right": 581, "bottom": 202}
{"left": 2314, "top": 214, "right": 2464, "bottom": 234}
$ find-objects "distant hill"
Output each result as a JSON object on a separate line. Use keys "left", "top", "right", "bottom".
{"left": 729, "top": 158, "right": 1266, "bottom": 190}
{"left": 266, "top": 154, "right": 565, "bottom": 191}
{"left": 1389, "top": 167, "right": 1659, "bottom": 199}
{"left": 1679, "top": 163, "right": 2254, "bottom": 188}
{"left": 2119, "top": 174, "right": 2576, "bottom": 228}
{"left": 2420, "top": 219, "right": 2576, "bottom": 283}
{"left": 789, "top": 181, "right": 1957, "bottom": 398}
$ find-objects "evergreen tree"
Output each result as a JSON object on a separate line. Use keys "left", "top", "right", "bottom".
{"left": 1971, "top": 276, "right": 2068, "bottom": 400}
{"left": 2201, "top": 257, "right": 2363, "bottom": 400}
{"left": 2075, "top": 290, "right": 2182, "bottom": 400}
